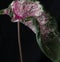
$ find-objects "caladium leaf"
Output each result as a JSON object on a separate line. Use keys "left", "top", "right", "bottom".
{"left": 0, "top": 0, "right": 60, "bottom": 62}
{"left": 31, "top": 16, "right": 60, "bottom": 62}
{"left": 24, "top": 15, "right": 60, "bottom": 62}
{"left": 42, "top": 18, "right": 60, "bottom": 62}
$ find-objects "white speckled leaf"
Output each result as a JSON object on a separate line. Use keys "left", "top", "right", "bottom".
{"left": 30, "top": 17, "right": 60, "bottom": 62}
{"left": 22, "top": 15, "right": 60, "bottom": 62}
{"left": 0, "top": 0, "right": 60, "bottom": 62}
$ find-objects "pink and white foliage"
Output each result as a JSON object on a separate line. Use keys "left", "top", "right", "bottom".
{"left": 3, "top": 0, "right": 49, "bottom": 35}
{"left": 6, "top": 0, "right": 44, "bottom": 33}
{"left": 10, "top": 0, "right": 43, "bottom": 22}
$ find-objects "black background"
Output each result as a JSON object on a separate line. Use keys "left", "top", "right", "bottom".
{"left": 0, "top": 0, "right": 60, "bottom": 62}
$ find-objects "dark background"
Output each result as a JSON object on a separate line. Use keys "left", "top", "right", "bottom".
{"left": 0, "top": 0, "right": 60, "bottom": 62}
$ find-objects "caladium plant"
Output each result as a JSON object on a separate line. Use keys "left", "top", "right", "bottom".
{"left": 0, "top": 0, "right": 60, "bottom": 62}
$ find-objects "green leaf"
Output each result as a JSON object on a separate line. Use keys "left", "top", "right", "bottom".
{"left": 24, "top": 17, "right": 32, "bottom": 22}
{"left": 0, "top": 9, "right": 4, "bottom": 15}
{"left": 40, "top": 17, "right": 60, "bottom": 62}
{"left": 31, "top": 16, "right": 60, "bottom": 62}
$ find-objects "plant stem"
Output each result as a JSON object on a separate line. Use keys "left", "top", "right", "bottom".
{"left": 17, "top": 22, "right": 23, "bottom": 62}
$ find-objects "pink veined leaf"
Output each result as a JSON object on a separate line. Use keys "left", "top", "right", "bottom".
{"left": 8, "top": 0, "right": 44, "bottom": 33}
{"left": 2, "top": 0, "right": 43, "bottom": 33}
{"left": 2, "top": 0, "right": 60, "bottom": 62}
{"left": 23, "top": 20, "right": 36, "bottom": 33}
{"left": 10, "top": 0, "right": 43, "bottom": 22}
